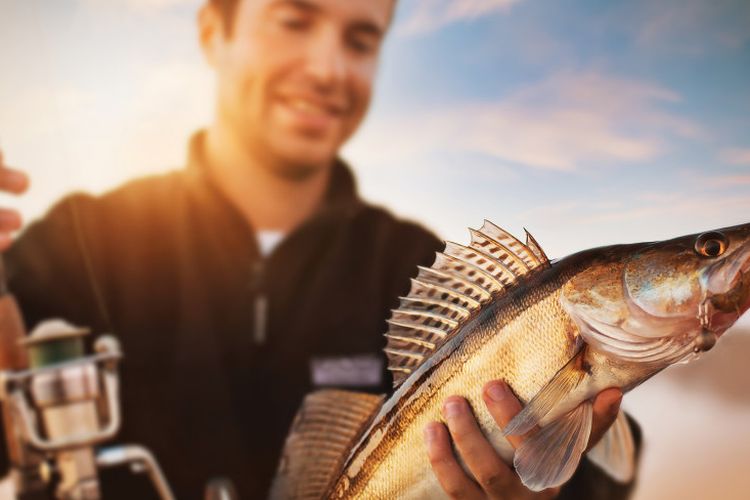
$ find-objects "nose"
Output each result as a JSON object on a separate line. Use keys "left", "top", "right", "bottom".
{"left": 304, "top": 28, "right": 347, "bottom": 91}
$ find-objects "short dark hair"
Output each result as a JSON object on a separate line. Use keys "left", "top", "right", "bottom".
{"left": 209, "top": 0, "right": 397, "bottom": 37}
{"left": 209, "top": 0, "right": 240, "bottom": 36}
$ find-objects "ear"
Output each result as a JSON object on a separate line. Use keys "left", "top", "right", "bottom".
{"left": 198, "top": 2, "right": 224, "bottom": 67}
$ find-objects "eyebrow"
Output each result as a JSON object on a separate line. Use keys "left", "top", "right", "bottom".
{"left": 349, "top": 20, "right": 384, "bottom": 39}
{"left": 270, "top": 0, "right": 386, "bottom": 38}
{"left": 271, "top": 0, "right": 320, "bottom": 14}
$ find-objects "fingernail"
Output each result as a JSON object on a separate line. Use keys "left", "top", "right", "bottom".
{"left": 487, "top": 382, "right": 510, "bottom": 402}
{"left": 423, "top": 423, "right": 438, "bottom": 443}
{"left": 443, "top": 399, "right": 464, "bottom": 419}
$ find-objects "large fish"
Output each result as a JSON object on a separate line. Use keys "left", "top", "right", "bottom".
{"left": 270, "top": 221, "right": 750, "bottom": 499}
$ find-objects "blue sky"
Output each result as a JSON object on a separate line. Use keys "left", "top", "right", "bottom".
{"left": 348, "top": 0, "right": 750, "bottom": 257}
{"left": 1, "top": 0, "right": 749, "bottom": 260}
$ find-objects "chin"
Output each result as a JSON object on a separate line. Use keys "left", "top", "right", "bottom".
{"left": 272, "top": 161, "right": 322, "bottom": 181}
{"left": 269, "top": 138, "right": 338, "bottom": 181}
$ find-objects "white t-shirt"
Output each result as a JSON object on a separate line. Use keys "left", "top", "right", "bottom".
{"left": 256, "top": 230, "right": 285, "bottom": 257}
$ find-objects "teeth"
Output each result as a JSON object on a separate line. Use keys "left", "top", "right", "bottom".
{"left": 287, "top": 98, "right": 329, "bottom": 115}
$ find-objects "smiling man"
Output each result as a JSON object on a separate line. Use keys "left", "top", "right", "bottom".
{"left": 0, "top": 0, "right": 632, "bottom": 498}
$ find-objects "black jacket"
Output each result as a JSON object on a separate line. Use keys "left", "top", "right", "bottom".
{"left": 3, "top": 133, "right": 442, "bottom": 498}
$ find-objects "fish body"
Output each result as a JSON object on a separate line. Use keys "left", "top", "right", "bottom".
{"left": 271, "top": 222, "right": 750, "bottom": 499}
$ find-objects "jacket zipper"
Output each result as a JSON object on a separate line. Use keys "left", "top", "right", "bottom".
{"left": 250, "top": 260, "right": 268, "bottom": 345}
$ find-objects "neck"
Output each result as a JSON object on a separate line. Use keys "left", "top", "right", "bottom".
{"left": 204, "top": 124, "right": 332, "bottom": 233}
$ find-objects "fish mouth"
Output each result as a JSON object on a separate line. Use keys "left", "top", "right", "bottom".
{"left": 704, "top": 248, "right": 750, "bottom": 335}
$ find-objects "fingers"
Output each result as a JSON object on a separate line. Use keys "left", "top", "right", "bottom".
{"left": 442, "top": 397, "right": 517, "bottom": 496}
{"left": 0, "top": 168, "right": 29, "bottom": 195}
{"left": 424, "top": 421, "right": 484, "bottom": 500}
{"left": 587, "top": 387, "right": 622, "bottom": 451}
{"left": 0, "top": 210, "right": 22, "bottom": 232}
{"left": 427, "top": 383, "right": 619, "bottom": 499}
{"left": 0, "top": 208, "right": 22, "bottom": 251}
{"left": 0, "top": 149, "right": 28, "bottom": 251}
{"left": 482, "top": 381, "right": 533, "bottom": 449}
{"left": 0, "top": 150, "right": 29, "bottom": 194}
{"left": 427, "top": 387, "right": 568, "bottom": 500}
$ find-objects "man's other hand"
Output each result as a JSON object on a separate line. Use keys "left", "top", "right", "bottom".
{"left": 0, "top": 149, "right": 29, "bottom": 251}
{"left": 424, "top": 380, "right": 622, "bottom": 499}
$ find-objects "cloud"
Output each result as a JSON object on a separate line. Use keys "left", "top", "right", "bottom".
{"left": 80, "top": 0, "right": 199, "bottom": 14}
{"left": 707, "top": 175, "right": 750, "bottom": 187}
{"left": 501, "top": 189, "right": 750, "bottom": 258}
{"left": 630, "top": 0, "right": 750, "bottom": 53}
{"left": 575, "top": 192, "right": 750, "bottom": 225}
{"left": 397, "top": 0, "right": 523, "bottom": 35}
{"left": 352, "top": 71, "right": 701, "bottom": 172}
{"left": 720, "top": 148, "right": 750, "bottom": 166}
{"left": 3, "top": 58, "right": 212, "bottom": 223}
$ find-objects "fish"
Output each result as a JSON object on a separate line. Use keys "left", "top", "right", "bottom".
{"left": 269, "top": 221, "right": 750, "bottom": 499}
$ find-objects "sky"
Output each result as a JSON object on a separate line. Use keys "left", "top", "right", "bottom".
{"left": 1, "top": 0, "right": 749, "bottom": 498}
{"left": 1, "top": 0, "right": 749, "bottom": 259}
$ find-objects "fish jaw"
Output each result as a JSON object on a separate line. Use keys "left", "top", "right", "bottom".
{"left": 702, "top": 245, "right": 750, "bottom": 337}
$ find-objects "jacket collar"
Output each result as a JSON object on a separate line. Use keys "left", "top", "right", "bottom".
{"left": 185, "top": 130, "right": 364, "bottom": 227}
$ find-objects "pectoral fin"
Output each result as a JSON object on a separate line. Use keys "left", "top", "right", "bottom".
{"left": 503, "top": 345, "right": 586, "bottom": 437}
{"left": 587, "top": 409, "right": 636, "bottom": 483}
{"left": 514, "top": 400, "right": 593, "bottom": 492}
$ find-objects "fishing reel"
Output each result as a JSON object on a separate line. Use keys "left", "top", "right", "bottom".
{"left": 0, "top": 320, "right": 174, "bottom": 500}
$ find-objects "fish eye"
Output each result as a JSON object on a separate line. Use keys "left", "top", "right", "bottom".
{"left": 694, "top": 231, "right": 729, "bottom": 258}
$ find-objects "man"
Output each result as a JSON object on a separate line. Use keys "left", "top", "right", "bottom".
{"left": 0, "top": 0, "right": 630, "bottom": 498}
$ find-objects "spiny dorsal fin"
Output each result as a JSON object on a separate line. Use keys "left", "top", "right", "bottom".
{"left": 385, "top": 222, "right": 550, "bottom": 387}
{"left": 480, "top": 219, "right": 543, "bottom": 269}
{"left": 469, "top": 227, "right": 529, "bottom": 276}
{"left": 269, "top": 390, "right": 384, "bottom": 500}
{"left": 444, "top": 241, "right": 518, "bottom": 286}
{"left": 525, "top": 228, "right": 550, "bottom": 266}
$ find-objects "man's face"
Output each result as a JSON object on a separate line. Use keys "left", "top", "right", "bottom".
{"left": 206, "top": 0, "right": 393, "bottom": 178}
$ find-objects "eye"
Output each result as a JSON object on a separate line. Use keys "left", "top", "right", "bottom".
{"left": 694, "top": 231, "right": 729, "bottom": 258}
{"left": 280, "top": 15, "right": 310, "bottom": 31}
{"left": 345, "top": 31, "right": 379, "bottom": 55}
{"left": 273, "top": 7, "right": 312, "bottom": 32}
{"left": 347, "top": 35, "right": 377, "bottom": 54}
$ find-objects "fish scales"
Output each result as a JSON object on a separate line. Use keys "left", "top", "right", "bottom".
{"left": 336, "top": 268, "right": 580, "bottom": 498}
{"left": 270, "top": 222, "right": 750, "bottom": 498}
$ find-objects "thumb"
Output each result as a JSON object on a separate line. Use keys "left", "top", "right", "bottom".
{"left": 587, "top": 387, "right": 622, "bottom": 451}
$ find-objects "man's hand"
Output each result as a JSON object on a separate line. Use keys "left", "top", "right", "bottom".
{"left": 424, "top": 381, "right": 622, "bottom": 499}
{"left": 0, "top": 149, "right": 30, "bottom": 251}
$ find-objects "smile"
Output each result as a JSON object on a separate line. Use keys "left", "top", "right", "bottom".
{"left": 280, "top": 95, "right": 344, "bottom": 117}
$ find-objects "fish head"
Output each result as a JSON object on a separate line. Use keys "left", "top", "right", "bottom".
{"left": 562, "top": 222, "right": 750, "bottom": 363}
{"left": 694, "top": 225, "right": 750, "bottom": 335}
{"left": 625, "top": 223, "right": 750, "bottom": 338}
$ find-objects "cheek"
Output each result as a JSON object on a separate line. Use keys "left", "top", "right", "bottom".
{"left": 624, "top": 253, "right": 702, "bottom": 318}
{"left": 348, "top": 64, "right": 375, "bottom": 118}
{"left": 222, "top": 38, "right": 275, "bottom": 101}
